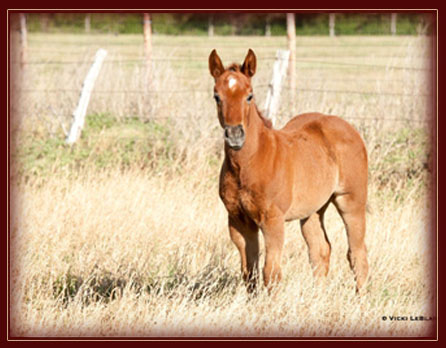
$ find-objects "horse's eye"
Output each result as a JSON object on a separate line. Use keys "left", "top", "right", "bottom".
{"left": 214, "top": 93, "right": 221, "bottom": 104}
{"left": 247, "top": 93, "right": 253, "bottom": 103}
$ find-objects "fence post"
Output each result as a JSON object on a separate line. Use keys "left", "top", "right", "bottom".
{"left": 85, "top": 14, "right": 91, "bottom": 33}
{"left": 143, "top": 13, "right": 152, "bottom": 68}
{"left": 11, "top": 14, "right": 24, "bottom": 134}
{"left": 66, "top": 49, "right": 108, "bottom": 144}
{"left": 208, "top": 14, "right": 214, "bottom": 37}
{"left": 263, "top": 50, "right": 290, "bottom": 127}
{"left": 329, "top": 13, "right": 336, "bottom": 37}
{"left": 286, "top": 13, "right": 296, "bottom": 111}
{"left": 390, "top": 13, "right": 397, "bottom": 36}
{"left": 40, "top": 13, "right": 50, "bottom": 32}
{"left": 143, "top": 13, "right": 153, "bottom": 118}
{"left": 230, "top": 16, "right": 237, "bottom": 35}
{"left": 265, "top": 14, "right": 271, "bottom": 36}
{"left": 19, "top": 13, "right": 27, "bottom": 68}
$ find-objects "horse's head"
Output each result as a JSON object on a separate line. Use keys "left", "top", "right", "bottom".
{"left": 208, "top": 49, "right": 257, "bottom": 151}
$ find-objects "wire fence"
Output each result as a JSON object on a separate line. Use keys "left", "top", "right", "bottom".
{"left": 16, "top": 56, "right": 432, "bottom": 71}
{"left": 20, "top": 85, "right": 431, "bottom": 98}
{"left": 16, "top": 38, "right": 433, "bottom": 133}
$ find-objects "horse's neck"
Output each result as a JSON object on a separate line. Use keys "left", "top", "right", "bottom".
{"left": 225, "top": 104, "right": 267, "bottom": 173}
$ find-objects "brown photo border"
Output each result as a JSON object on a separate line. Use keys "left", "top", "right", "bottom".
{"left": 3, "top": 6, "right": 440, "bottom": 342}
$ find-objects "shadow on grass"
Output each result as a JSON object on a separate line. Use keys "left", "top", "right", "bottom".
{"left": 52, "top": 265, "right": 240, "bottom": 306}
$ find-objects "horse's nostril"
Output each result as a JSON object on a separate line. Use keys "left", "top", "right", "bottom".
{"left": 238, "top": 126, "right": 245, "bottom": 138}
{"left": 224, "top": 128, "right": 230, "bottom": 138}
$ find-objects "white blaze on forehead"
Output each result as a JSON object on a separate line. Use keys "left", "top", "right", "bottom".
{"left": 228, "top": 77, "right": 237, "bottom": 89}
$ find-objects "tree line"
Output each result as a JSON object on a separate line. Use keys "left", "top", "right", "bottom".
{"left": 24, "top": 12, "right": 432, "bottom": 36}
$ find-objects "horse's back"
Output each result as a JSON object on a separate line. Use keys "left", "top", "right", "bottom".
{"left": 282, "top": 112, "right": 366, "bottom": 154}
{"left": 283, "top": 112, "right": 353, "bottom": 134}
{"left": 281, "top": 112, "right": 327, "bottom": 131}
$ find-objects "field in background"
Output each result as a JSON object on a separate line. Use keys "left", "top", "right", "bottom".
{"left": 10, "top": 34, "right": 435, "bottom": 337}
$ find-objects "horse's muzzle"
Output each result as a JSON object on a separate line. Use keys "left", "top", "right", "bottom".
{"left": 224, "top": 125, "right": 245, "bottom": 150}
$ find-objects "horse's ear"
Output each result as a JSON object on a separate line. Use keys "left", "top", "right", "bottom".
{"left": 241, "top": 49, "right": 256, "bottom": 78}
{"left": 209, "top": 49, "right": 225, "bottom": 79}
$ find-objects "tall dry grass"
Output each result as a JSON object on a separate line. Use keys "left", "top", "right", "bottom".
{"left": 10, "top": 33, "right": 435, "bottom": 337}
{"left": 10, "top": 166, "right": 433, "bottom": 337}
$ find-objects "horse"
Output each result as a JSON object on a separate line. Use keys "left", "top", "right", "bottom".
{"left": 208, "top": 48, "right": 369, "bottom": 293}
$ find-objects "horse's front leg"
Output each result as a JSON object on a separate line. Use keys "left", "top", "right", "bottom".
{"left": 228, "top": 215, "right": 259, "bottom": 293}
{"left": 261, "top": 213, "right": 285, "bottom": 291}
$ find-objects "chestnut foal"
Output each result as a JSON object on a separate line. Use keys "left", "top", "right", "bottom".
{"left": 209, "top": 49, "right": 368, "bottom": 293}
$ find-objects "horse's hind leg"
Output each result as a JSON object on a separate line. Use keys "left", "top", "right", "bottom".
{"left": 300, "top": 202, "right": 331, "bottom": 280}
{"left": 333, "top": 194, "right": 368, "bottom": 292}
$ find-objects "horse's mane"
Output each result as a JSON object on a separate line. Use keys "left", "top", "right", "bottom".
{"left": 255, "top": 105, "right": 273, "bottom": 129}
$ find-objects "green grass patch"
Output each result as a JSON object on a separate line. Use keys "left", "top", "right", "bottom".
{"left": 368, "top": 126, "right": 431, "bottom": 202}
{"left": 12, "top": 113, "right": 177, "bottom": 181}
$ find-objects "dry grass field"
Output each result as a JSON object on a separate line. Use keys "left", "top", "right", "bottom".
{"left": 10, "top": 33, "right": 436, "bottom": 337}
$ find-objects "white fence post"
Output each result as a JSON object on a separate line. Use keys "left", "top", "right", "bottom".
{"left": 263, "top": 50, "right": 290, "bottom": 127}
{"left": 143, "top": 13, "right": 152, "bottom": 68}
{"left": 265, "top": 14, "right": 271, "bottom": 36}
{"left": 85, "top": 13, "right": 91, "bottom": 33}
{"left": 19, "top": 13, "right": 28, "bottom": 68}
{"left": 208, "top": 14, "right": 214, "bottom": 37}
{"left": 66, "top": 48, "right": 107, "bottom": 144}
{"left": 390, "top": 13, "right": 397, "bottom": 36}
{"left": 286, "top": 13, "right": 296, "bottom": 111}
{"left": 329, "top": 13, "right": 336, "bottom": 37}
